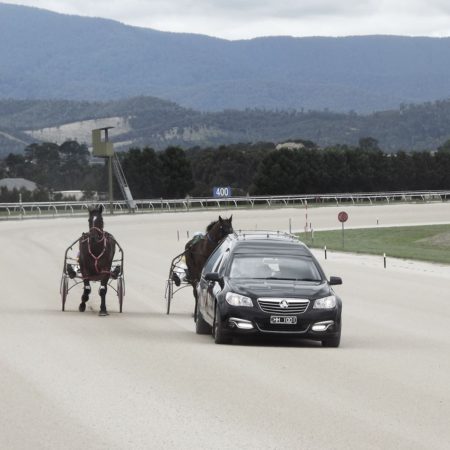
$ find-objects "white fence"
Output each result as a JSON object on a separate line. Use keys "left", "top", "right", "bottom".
{"left": 1, "top": 190, "right": 450, "bottom": 220}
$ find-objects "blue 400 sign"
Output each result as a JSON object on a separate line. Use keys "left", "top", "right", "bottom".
{"left": 213, "top": 186, "right": 232, "bottom": 198}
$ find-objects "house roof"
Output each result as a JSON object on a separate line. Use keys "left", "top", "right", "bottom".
{"left": 0, "top": 178, "right": 37, "bottom": 191}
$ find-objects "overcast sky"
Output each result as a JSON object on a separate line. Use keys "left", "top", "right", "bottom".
{"left": 5, "top": 0, "right": 450, "bottom": 40}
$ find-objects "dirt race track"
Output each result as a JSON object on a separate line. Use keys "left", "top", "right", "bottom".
{"left": 1, "top": 202, "right": 450, "bottom": 449}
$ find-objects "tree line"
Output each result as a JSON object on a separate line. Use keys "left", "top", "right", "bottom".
{"left": 1, "top": 138, "right": 450, "bottom": 202}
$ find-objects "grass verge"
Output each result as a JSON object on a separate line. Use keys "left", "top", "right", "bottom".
{"left": 300, "top": 224, "right": 450, "bottom": 264}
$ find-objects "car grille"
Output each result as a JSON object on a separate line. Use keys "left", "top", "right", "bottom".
{"left": 255, "top": 319, "right": 309, "bottom": 333}
{"left": 257, "top": 298, "right": 310, "bottom": 314}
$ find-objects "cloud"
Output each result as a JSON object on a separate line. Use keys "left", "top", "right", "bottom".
{"left": 5, "top": 0, "right": 450, "bottom": 39}
{"left": 114, "top": 0, "right": 380, "bottom": 20}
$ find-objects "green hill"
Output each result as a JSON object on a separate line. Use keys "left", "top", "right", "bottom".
{"left": 1, "top": 97, "right": 450, "bottom": 156}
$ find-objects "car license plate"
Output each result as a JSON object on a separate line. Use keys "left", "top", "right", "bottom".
{"left": 270, "top": 315, "right": 297, "bottom": 325}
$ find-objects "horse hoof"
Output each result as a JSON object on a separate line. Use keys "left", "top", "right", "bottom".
{"left": 99, "top": 310, "right": 109, "bottom": 316}
{"left": 79, "top": 302, "right": 86, "bottom": 312}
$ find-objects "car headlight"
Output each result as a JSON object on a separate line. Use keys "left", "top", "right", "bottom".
{"left": 226, "top": 292, "right": 253, "bottom": 307}
{"left": 313, "top": 295, "right": 336, "bottom": 309}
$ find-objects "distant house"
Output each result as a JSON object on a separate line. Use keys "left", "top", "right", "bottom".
{"left": 0, "top": 177, "right": 37, "bottom": 191}
{"left": 275, "top": 142, "right": 305, "bottom": 151}
{"left": 53, "top": 190, "right": 87, "bottom": 201}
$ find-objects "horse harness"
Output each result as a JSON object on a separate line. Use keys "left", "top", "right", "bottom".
{"left": 80, "top": 227, "right": 114, "bottom": 277}
{"left": 185, "top": 230, "right": 224, "bottom": 257}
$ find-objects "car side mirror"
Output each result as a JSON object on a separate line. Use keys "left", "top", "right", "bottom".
{"left": 204, "top": 272, "right": 224, "bottom": 288}
{"left": 205, "top": 272, "right": 221, "bottom": 282}
{"left": 329, "top": 276, "right": 342, "bottom": 285}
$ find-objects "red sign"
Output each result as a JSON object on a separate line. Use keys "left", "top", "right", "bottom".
{"left": 338, "top": 211, "right": 348, "bottom": 223}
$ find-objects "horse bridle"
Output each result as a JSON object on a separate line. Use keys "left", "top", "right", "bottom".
{"left": 207, "top": 222, "right": 233, "bottom": 243}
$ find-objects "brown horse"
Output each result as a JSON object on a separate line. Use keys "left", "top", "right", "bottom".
{"left": 78, "top": 205, "right": 118, "bottom": 316}
{"left": 183, "top": 215, "right": 233, "bottom": 314}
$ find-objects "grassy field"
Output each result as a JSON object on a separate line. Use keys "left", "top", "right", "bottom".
{"left": 300, "top": 224, "right": 450, "bottom": 264}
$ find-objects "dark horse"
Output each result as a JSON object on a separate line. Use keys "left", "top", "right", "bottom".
{"left": 77, "top": 205, "right": 118, "bottom": 316}
{"left": 182, "top": 215, "right": 233, "bottom": 315}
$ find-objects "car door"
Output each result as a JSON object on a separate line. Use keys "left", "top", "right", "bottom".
{"left": 206, "top": 249, "right": 232, "bottom": 320}
{"left": 198, "top": 244, "right": 224, "bottom": 316}
{"left": 201, "top": 245, "right": 230, "bottom": 321}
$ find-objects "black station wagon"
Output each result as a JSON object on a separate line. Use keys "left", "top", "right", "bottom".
{"left": 195, "top": 231, "right": 343, "bottom": 346}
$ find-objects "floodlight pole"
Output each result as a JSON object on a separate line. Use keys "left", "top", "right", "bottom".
{"left": 92, "top": 127, "right": 114, "bottom": 215}
{"left": 108, "top": 155, "right": 113, "bottom": 215}
{"left": 104, "top": 127, "right": 113, "bottom": 215}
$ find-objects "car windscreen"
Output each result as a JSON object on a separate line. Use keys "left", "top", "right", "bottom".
{"left": 229, "top": 254, "right": 322, "bottom": 281}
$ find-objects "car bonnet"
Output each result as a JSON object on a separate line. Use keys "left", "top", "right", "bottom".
{"left": 227, "top": 278, "right": 330, "bottom": 299}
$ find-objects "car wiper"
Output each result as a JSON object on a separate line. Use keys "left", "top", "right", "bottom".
{"left": 265, "top": 277, "right": 321, "bottom": 282}
{"left": 251, "top": 277, "right": 321, "bottom": 281}
{"left": 264, "top": 276, "right": 295, "bottom": 280}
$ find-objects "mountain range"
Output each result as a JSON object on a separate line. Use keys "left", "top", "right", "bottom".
{"left": 2, "top": 3, "right": 450, "bottom": 114}
{"left": 1, "top": 3, "right": 450, "bottom": 156}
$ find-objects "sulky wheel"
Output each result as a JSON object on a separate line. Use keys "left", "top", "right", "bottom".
{"left": 117, "top": 277, "right": 124, "bottom": 313}
{"left": 166, "top": 281, "right": 172, "bottom": 315}
{"left": 61, "top": 276, "right": 68, "bottom": 311}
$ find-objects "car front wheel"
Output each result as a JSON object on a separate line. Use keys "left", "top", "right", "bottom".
{"left": 322, "top": 330, "right": 341, "bottom": 347}
{"left": 213, "top": 304, "right": 232, "bottom": 345}
{"left": 196, "top": 309, "right": 212, "bottom": 334}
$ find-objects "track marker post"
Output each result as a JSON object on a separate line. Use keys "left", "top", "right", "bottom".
{"left": 338, "top": 211, "right": 349, "bottom": 249}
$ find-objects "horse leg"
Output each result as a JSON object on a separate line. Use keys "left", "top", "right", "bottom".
{"left": 171, "top": 271, "right": 181, "bottom": 287}
{"left": 98, "top": 281, "right": 109, "bottom": 316}
{"left": 67, "top": 264, "right": 77, "bottom": 279}
{"left": 79, "top": 280, "right": 91, "bottom": 312}
{"left": 192, "top": 283, "right": 198, "bottom": 320}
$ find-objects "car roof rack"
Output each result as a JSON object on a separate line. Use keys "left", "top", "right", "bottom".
{"left": 233, "top": 230, "right": 302, "bottom": 242}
